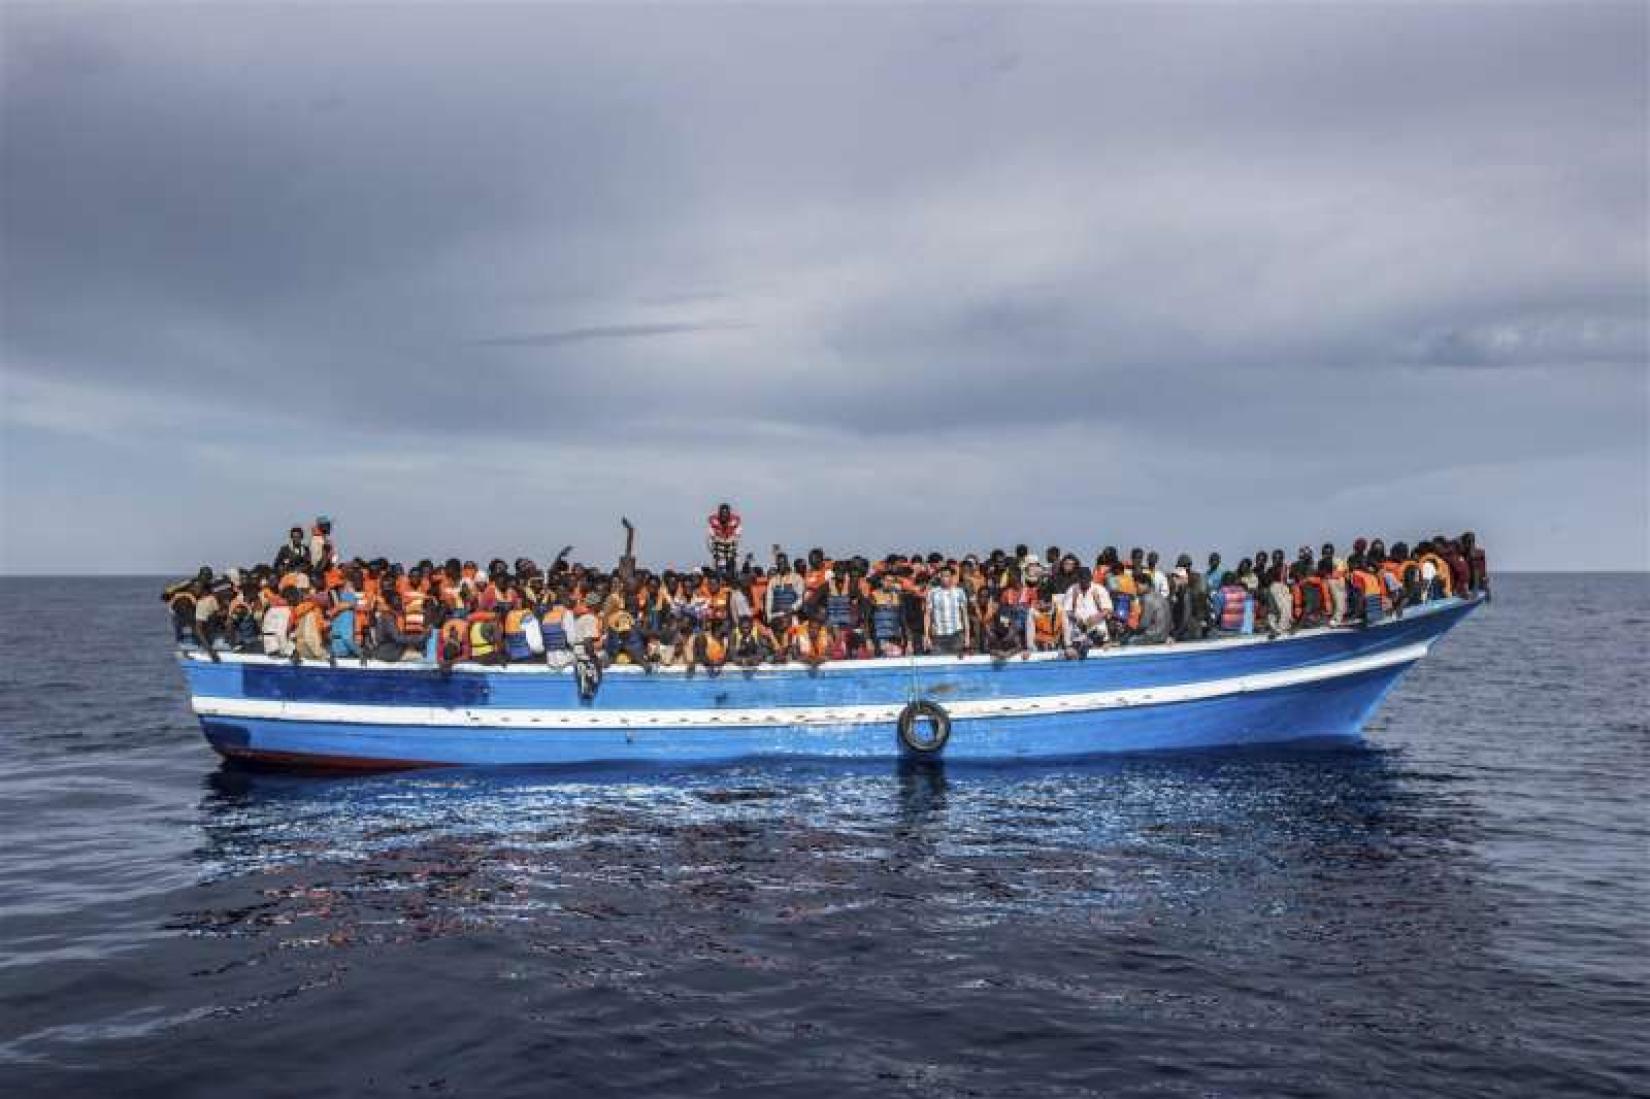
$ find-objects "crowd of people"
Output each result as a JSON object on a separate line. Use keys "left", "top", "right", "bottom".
{"left": 164, "top": 507, "right": 1490, "bottom": 676}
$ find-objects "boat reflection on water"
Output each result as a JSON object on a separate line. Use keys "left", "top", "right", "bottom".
{"left": 186, "top": 744, "right": 1492, "bottom": 952}
{"left": 165, "top": 744, "right": 1531, "bottom": 1097}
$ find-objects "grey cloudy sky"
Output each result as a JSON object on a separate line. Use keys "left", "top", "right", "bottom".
{"left": 1, "top": 2, "right": 1645, "bottom": 573}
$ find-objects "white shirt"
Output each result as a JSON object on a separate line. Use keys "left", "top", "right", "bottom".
{"left": 573, "top": 612, "right": 601, "bottom": 646}
{"left": 1059, "top": 584, "right": 1113, "bottom": 638}
{"left": 260, "top": 605, "right": 293, "bottom": 656}
{"left": 928, "top": 585, "right": 969, "bottom": 637}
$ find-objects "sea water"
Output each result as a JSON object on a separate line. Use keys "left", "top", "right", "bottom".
{"left": 0, "top": 574, "right": 1644, "bottom": 1097}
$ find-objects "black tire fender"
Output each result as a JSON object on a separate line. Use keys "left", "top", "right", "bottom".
{"left": 897, "top": 700, "right": 951, "bottom": 755}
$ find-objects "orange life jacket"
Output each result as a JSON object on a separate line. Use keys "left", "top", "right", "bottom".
{"left": 1032, "top": 606, "right": 1064, "bottom": 648}
{"left": 402, "top": 591, "right": 428, "bottom": 637}
{"left": 1110, "top": 572, "right": 1141, "bottom": 628}
{"left": 698, "top": 585, "right": 731, "bottom": 623}
{"left": 1352, "top": 569, "right": 1389, "bottom": 611}
{"left": 1296, "top": 576, "right": 1330, "bottom": 619}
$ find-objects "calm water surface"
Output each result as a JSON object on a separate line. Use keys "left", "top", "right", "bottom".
{"left": 1, "top": 574, "right": 1645, "bottom": 1097}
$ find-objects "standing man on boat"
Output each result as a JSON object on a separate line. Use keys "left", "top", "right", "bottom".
{"left": 273, "top": 526, "right": 311, "bottom": 575}
{"left": 707, "top": 503, "right": 742, "bottom": 580}
{"left": 925, "top": 566, "right": 972, "bottom": 656}
{"left": 309, "top": 516, "right": 337, "bottom": 572}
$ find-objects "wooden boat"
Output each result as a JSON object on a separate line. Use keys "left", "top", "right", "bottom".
{"left": 176, "top": 595, "right": 1481, "bottom": 770}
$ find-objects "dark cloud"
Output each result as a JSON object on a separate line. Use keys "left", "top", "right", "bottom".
{"left": 0, "top": 2, "right": 1645, "bottom": 571}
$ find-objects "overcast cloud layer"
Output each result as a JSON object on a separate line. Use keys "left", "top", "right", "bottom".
{"left": 2, "top": 2, "right": 1645, "bottom": 573}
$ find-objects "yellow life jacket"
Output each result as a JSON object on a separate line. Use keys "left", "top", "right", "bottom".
{"left": 468, "top": 611, "right": 499, "bottom": 657}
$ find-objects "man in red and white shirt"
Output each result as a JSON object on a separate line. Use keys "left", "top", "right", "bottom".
{"left": 706, "top": 503, "right": 742, "bottom": 579}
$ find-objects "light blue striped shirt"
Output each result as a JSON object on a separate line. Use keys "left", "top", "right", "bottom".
{"left": 928, "top": 585, "right": 969, "bottom": 637}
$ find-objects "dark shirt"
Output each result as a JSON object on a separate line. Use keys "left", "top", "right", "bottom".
{"left": 274, "top": 542, "right": 312, "bottom": 574}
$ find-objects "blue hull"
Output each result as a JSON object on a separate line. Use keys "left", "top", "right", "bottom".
{"left": 179, "top": 598, "right": 1480, "bottom": 769}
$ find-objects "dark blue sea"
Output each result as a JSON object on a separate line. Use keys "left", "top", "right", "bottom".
{"left": 1, "top": 574, "right": 1645, "bottom": 1097}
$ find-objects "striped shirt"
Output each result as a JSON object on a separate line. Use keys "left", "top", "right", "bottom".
{"left": 927, "top": 585, "right": 969, "bottom": 638}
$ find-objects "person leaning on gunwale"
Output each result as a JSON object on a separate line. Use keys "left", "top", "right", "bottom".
{"left": 162, "top": 508, "right": 1491, "bottom": 672}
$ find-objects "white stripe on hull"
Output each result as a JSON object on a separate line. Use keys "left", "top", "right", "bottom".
{"left": 192, "top": 641, "right": 1430, "bottom": 732}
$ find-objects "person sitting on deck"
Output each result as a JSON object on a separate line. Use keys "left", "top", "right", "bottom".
{"left": 680, "top": 620, "right": 726, "bottom": 674}
{"left": 1028, "top": 593, "right": 1066, "bottom": 655}
{"left": 983, "top": 597, "right": 1031, "bottom": 659}
{"left": 1172, "top": 556, "right": 1209, "bottom": 642}
{"left": 259, "top": 586, "right": 295, "bottom": 657}
{"left": 786, "top": 608, "right": 831, "bottom": 666}
{"left": 327, "top": 571, "right": 363, "bottom": 660}
{"left": 1132, "top": 578, "right": 1173, "bottom": 645}
{"left": 728, "top": 615, "right": 778, "bottom": 668}
{"left": 1294, "top": 561, "right": 1332, "bottom": 630}
{"left": 292, "top": 591, "right": 331, "bottom": 663}
{"left": 1212, "top": 573, "right": 1253, "bottom": 637}
{"left": 1058, "top": 568, "right": 1111, "bottom": 656}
